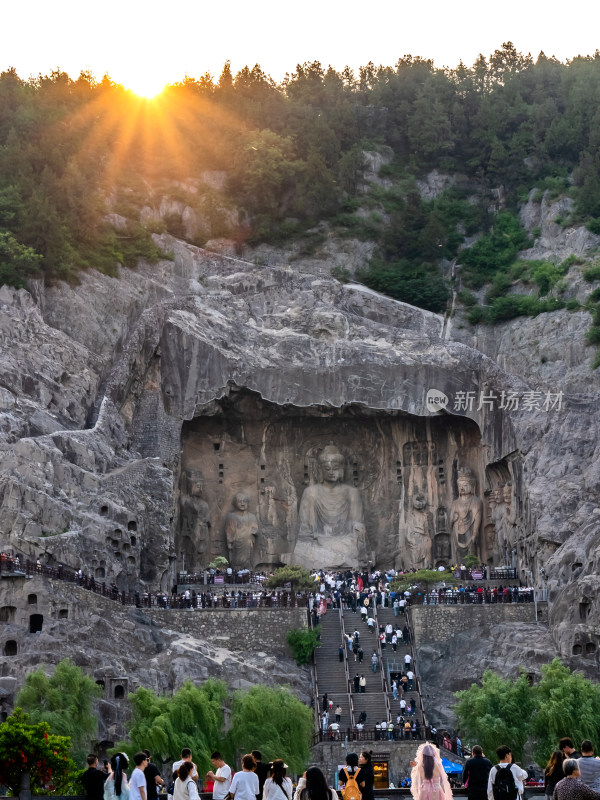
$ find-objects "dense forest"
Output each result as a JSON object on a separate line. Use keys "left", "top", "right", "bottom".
{"left": 2, "top": 43, "right": 600, "bottom": 334}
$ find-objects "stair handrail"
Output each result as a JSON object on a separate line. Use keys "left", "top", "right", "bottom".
{"left": 406, "top": 605, "right": 428, "bottom": 731}
{"left": 339, "top": 606, "right": 356, "bottom": 728}
{"left": 372, "top": 597, "right": 392, "bottom": 722}
{"left": 310, "top": 608, "right": 321, "bottom": 735}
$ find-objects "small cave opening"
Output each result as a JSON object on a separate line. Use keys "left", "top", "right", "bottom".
{"left": 3, "top": 640, "right": 18, "bottom": 656}
{"left": 29, "top": 614, "right": 43, "bottom": 633}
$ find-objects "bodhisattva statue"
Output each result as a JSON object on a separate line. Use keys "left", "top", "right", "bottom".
{"left": 293, "top": 445, "right": 367, "bottom": 569}
{"left": 405, "top": 492, "right": 433, "bottom": 570}
{"left": 225, "top": 492, "right": 258, "bottom": 568}
{"left": 451, "top": 468, "right": 483, "bottom": 563}
{"left": 179, "top": 470, "right": 210, "bottom": 571}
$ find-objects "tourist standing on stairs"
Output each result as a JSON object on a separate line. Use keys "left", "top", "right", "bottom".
{"left": 335, "top": 705, "right": 343, "bottom": 723}
{"left": 359, "top": 674, "right": 366, "bottom": 692}
{"left": 371, "top": 652, "right": 378, "bottom": 673}
{"left": 392, "top": 680, "right": 398, "bottom": 700}
{"left": 354, "top": 674, "right": 360, "bottom": 693}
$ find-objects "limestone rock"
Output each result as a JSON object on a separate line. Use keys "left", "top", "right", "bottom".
{"left": 0, "top": 223, "right": 599, "bottom": 718}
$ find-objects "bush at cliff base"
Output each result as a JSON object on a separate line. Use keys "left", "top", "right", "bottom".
{"left": 0, "top": 708, "right": 76, "bottom": 795}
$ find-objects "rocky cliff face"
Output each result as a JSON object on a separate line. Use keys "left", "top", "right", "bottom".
{"left": 1, "top": 207, "right": 599, "bottom": 722}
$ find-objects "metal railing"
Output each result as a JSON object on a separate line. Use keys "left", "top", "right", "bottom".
{"left": 413, "top": 588, "right": 534, "bottom": 605}
{"left": 0, "top": 553, "right": 309, "bottom": 609}
{"left": 372, "top": 602, "right": 392, "bottom": 722}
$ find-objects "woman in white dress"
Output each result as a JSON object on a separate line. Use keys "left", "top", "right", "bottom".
{"left": 104, "top": 754, "right": 129, "bottom": 800}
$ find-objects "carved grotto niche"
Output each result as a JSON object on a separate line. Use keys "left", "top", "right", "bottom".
{"left": 175, "top": 388, "right": 491, "bottom": 571}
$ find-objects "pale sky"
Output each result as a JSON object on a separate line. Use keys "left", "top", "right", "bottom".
{"left": 2, "top": 0, "right": 600, "bottom": 96}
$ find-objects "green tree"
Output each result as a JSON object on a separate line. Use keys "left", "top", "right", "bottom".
{"left": 0, "top": 708, "right": 76, "bottom": 796}
{"left": 460, "top": 211, "right": 531, "bottom": 288}
{"left": 530, "top": 659, "right": 600, "bottom": 766}
{"left": 391, "top": 569, "right": 454, "bottom": 593}
{"left": 226, "top": 685, "right": 313, "bottom": 773}
{"left": 454, "top": 670, "right": 535, "bottom": 762}
{"left": 0, "top": 232, "right": 41, "bottom": 288}
{"left": 16, "top": 659, "right": 102, "bottom": 766}
{"left": 263, "top": 565, "right": 316, "bottom": 591}
{"left": 286, "top": 626, "right": 321, "bottom": 665}
{"left": 115, "top": 679, "right": 227, "bottom": 770}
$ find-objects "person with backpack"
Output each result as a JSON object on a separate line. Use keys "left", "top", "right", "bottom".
{"left": 487, "top": 746, "right": 529, "bottom": 800}
{"left": 338, "top": 753, "right": 363, "bottom": 800}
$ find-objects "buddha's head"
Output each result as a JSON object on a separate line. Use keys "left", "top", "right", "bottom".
{"left": 318, "top": 445, "right": 345, "bottom": 484}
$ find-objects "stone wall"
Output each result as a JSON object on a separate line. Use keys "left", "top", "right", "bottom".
{"left": 0, "top": 575, "right": 311, "bottom": 739}
{"left": 312, "top": 741, "right": 463, "bottom": 786}
{"left": 144, "top": 606, "right": 308, "bottom": 654}
{"left": 411, "top": 603, "right": 543, "bottom": 644}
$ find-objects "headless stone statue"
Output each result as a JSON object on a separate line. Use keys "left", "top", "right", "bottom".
{"left": 225, "top": 492, "right": 258, "bottom": 568}
{"left": 293, "top": 445, "right": 367, "bottom": 569}
{"left": 451, "top": 468, "right": 482, "bottom": 563}
{"left": 405, "top": 492, "right": 433, "bottom": 570}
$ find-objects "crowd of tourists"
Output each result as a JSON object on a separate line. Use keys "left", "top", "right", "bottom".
{"left": 0, "top": 552, "right": 534, "bottom": 613}
{"left": 79, "top": 735, "right": 600, "bottom": 800}
{"left": 81, "top": 747, "right": 376, "bottom": 800}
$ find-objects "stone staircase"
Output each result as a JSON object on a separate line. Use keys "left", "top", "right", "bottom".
{"left": 341, "top": 608, "right": 388, "bottom": 727}
{"left": 376, "top": 605, "right": 427, "bottom": 731}
{"left": 314, "top": 609, "right": 353, "bottom": 730}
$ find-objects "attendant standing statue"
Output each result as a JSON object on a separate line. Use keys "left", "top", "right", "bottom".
{"left": 293, "top": 445, "right": 367, "bottom": 569}
{"left": 225, "top": 492, "right": 258, "bottom": 568}
{"left": 405, "top": 492, "right": 434, "bottom": 570}
{"left": 451, "top": 468, "right": 482, "bottom": 563}
{"left": 179, "top": 470, "right": 210, "bottom": 572}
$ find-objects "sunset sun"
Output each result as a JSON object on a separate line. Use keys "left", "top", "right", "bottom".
{"left": 122, "top": 71, "right": 167, "bottom": 99}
